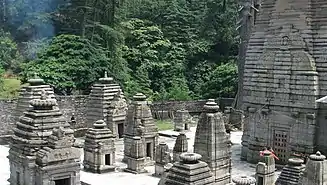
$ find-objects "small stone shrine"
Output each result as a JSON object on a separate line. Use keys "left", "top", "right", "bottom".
{"left": 232, "top": 176, "right": 256, "bottom": 185}
{"left": 299, "top": 151, "right": 327, "bottom": 185}
{"left": 35, "top": 126, "right": 81, "bottom": 185}
{"left": 159, "top": 153, "right": 215, "bottom": 185}
{"left": 154, "top": 142, "right": 171, "bottom": 177}
{"left": 275, "top": 158, "right": 305, "bottom": 185}
{"left": 124, "top": 136, "right": 147, "bottom": 174}
{"left": 8, "top": 90, "right": 71, "bottom": 185}
{"left": 85, "top": 72, "right": 125, "bottom": 128}
{"left": 83, "top": 120, "right": 116, "bottom": 173}
{"left": 194, "top": 99, "right": 231, "bottom": 185}
{"left": 173, "top": 109, "right": 191, "bottom": 131}
{"left": 107, "top": 90, "right": 128, "bottom": 138}
{"left": 124, "top": 93, "right": 158, "bottom": 163}
{"left": 255, "top": 151, "right": 275, "bottom": 185}
{"left": 14, "top": 73, "right": 56, "bottom": 121}
{"left": 173, "top": 132, "right": 188, "bottom": 162}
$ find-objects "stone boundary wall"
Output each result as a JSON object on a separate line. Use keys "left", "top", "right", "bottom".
{"left": 0, "top": 96, "right": 235, "bottom": 136}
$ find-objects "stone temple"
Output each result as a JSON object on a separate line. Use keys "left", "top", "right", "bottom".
{"left": 85, "top": 72, "right": 125, "bottom": 128}
{"left": 241, "top": 0, "right": 327, "bottom": 164}
{"left": 123, "top": 93, "right": 158, "bottom": 163}
{"left": 8, "top": 91, "right": 75, "bottom": 185}
{"left": 194, "top": 99, "right": 231, "bottom": 185}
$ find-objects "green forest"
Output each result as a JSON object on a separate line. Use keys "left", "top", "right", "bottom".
{"left": 0, "top": 0, "right": 239, "bottom": 101}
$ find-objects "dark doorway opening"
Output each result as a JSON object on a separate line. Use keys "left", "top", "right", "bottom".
{"left": 118, "top": 123, "right": 124, "bottom": 138}
{"left": 16, "top": 172, "right": 20, "bottom": 185}
{"left": 184, "top": 124, "right": 188, "bottom": 130}
{"left": 257, "top": 176, "right": 263, "bottom": 185}
{"left": 105, "top": 154, "right": 111, "bottom": 165}
{"left": 55, "top": 178, "right": 71, "bottom": 185}
{"left": 146, "top": 143, "right": 152, "bottom": 158}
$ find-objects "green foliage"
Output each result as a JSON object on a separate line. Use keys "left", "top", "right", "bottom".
{"left": 0, "top": 78, "right": 21, "bottom": 99}
{"left": 2, "top": 0, "right": 240, "bottom": 100}
{"left": 21, "top": 34, "right": 114, "bottom": 95}
{"left": 0, "top": 30, "right": 23, "bottom": 73}
{"left": 155, "top": 120, "right": 174, "bottom": 131}
{"left": 201, "top": 61, "right": 238, "bottom": 98}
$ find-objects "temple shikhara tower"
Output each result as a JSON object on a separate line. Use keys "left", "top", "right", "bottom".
{"left": 8, "top": 91, "right": 77, "bottom": 185}
{"left": 85, "top": 72, "right": 125, "bottom": 128}
{"left": 193, "top": 100, "right": 231, "bottom": 185}
{"left": 123, "top": 93, "right": 158, "bottom": 165}
{"left": 14, "top": 73, "right": 56, "bottom": 121}
{"left": 241, "top": 0, "right": 327, "bottom": 164}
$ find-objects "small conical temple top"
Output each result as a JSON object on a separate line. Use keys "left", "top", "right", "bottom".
{"left": 93, "top": 120, "right": 107, "bottom": 129}
{"left": 30, "top": 90, "right": 57, "bottom": 110}
{"left": 99, "top": 71, "right": 113, "bottom": 84}
{"left": 133, "top": 93, "right": 147, "bottom": 101}
{"left": 203, "top": 99, "right": 219, "bottom": 113}
{"left": 179, "top": 153, "right": 202, "bottom": 164}
{"left": 309, "top": 151, "right": 326, "bottom": 161}
{"left": 28, "top": 72, "right": 45, "bottom": 86}
{"left": 232, "top": 175, "right": 256, "bottom": 185}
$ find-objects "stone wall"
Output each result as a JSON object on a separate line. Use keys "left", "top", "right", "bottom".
{"left": 150, "top": 98, "right": 234, "bottom": 119}
{"left": 0, "top": 96, "right": 235, "bottom": 136}
{"left": 0, "top": 95, "right": 89, "bottom": 136}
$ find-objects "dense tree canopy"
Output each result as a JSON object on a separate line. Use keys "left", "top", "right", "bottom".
{"left": 0, "top": 0, "right": 239, "bottom": 100}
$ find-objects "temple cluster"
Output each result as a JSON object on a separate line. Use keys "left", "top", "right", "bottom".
{"left": 7, "top": 71, "right": 327, "bottom": 185}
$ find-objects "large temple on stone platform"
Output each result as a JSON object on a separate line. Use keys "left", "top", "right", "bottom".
{"left": 241, "top": 0, "right": 327, "bottom": 164}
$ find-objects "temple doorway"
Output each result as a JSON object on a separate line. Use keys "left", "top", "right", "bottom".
{"left": 184, "top": 124, "right": 188, "bottom": 130}
{"left": 55, "top": 178, "right": 71, "bottom": 185}
{"left": 105, "top": 154, "right": 111, "bottom": 165}
{"left": 118, "top": 123, "right": 124, "bottom": 138}
{"left": 146, "top": 143, "right": 152, "bottom": 159}
{"left": 257, "top": 176, "right": 263, "bottom": 185}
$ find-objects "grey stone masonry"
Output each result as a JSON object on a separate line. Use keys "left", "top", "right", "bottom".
{"left": 299, "top": 151, "right": 327, "bottom": 185}
{"left": 107, "top": 90, "right": 128, "bottom": 138}
{"left": 173, "top": 109, "right": 191, "bottom": 131}
{"left": 124, "top": 136, "right": 147, "bottom": 174}
{"left": 256, "top": 151, "right": 275, "bottom": 185}
{"left": 194, "top": 99, "right": 232, "bottom": 185}
{"left": 275, "top": 158, "right": 305, "bottom": 185}
{"left": 123, "top": 93, "right": 158, "bottom": 163}
{"left": 154, "top": 142, "right": 171, "bottom": 177}
{"left": 232, "top": 175, "right": 256, "bottom": 185}
{"left": 159, "top": 153, "right": 215, "bottom": 185}
{"left": 173, "top": 132, "right": 188, "bottom": 162}
{"left": 8, "top": 90, "right": 71, "bottom": 185}
{"left": 35, "top": 126, "right": 81, "bottom": 185}
{"left": 241, "top": 0, "right": 327, "bottom": 165}
{"left": 14, "top": 73, "right": 56, "bottom": 123}
{"left": 85, "top": 72, "right": 125, "bottom": 128}
{"left": 83, "top": 120, "right": 116, "bottom": 173}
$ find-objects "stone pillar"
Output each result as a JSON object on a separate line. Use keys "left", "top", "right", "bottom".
{"left": 232, "top": 175, "right": 256, "bottom": 185}
{"left": 255, "top": 151, "right": 275, "bottom": 185}
{"left": 194, "top": 99, "right": 232, "bottom": 185}
{"left": 154, "top": 142, "right": 171, "bottom": 177}
{"left": 173, "top": 132, "right": 188, "bottom": 162}
{"left": 275, "top": 158, "right": 305, "bottom": 185}
{"left": 300, "top": 151, "right": 327, "bottom": 185}
{"left": 124, "top": 136, "right": 147, "bottom": 174}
